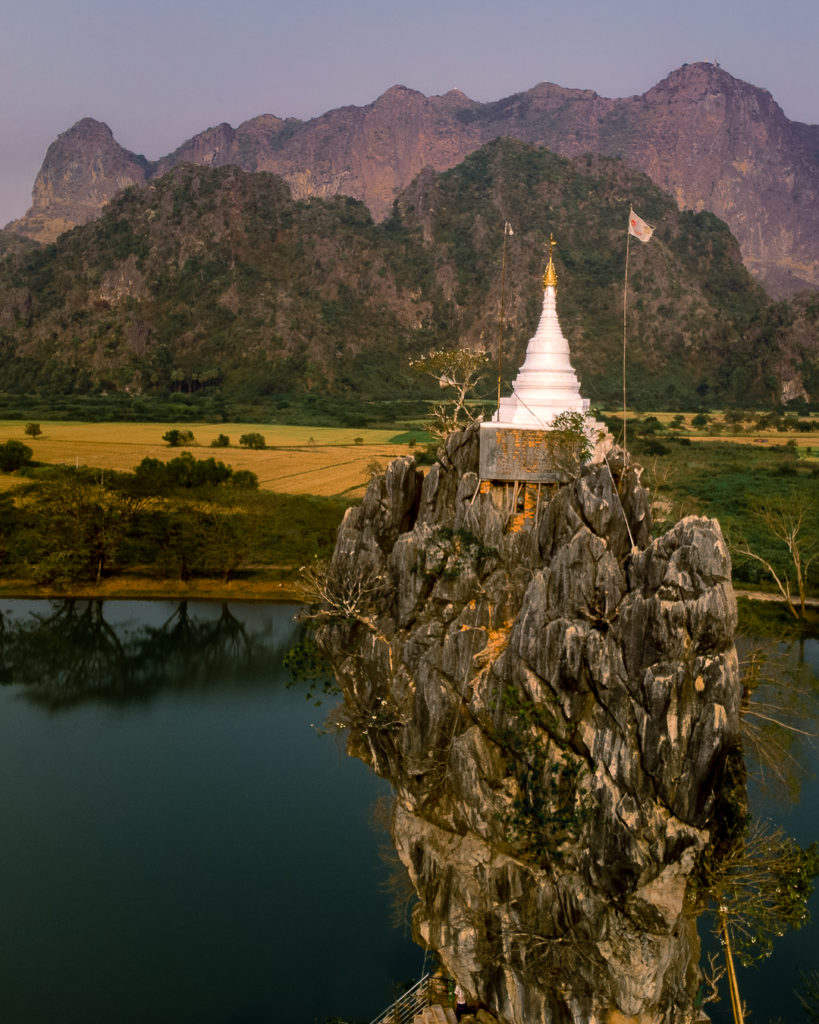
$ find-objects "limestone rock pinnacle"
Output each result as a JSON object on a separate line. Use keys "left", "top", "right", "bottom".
{"left": 317, "top": 424, "right": 738, "bottom": 1024}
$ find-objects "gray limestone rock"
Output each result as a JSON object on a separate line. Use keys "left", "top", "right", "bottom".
{"left": 317, "top": 423, "right": 737, "bottom": 1024}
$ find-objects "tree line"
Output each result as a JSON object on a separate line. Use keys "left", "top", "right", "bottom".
{"left": 0, "top": 455, "right": 347, "bottom": 587}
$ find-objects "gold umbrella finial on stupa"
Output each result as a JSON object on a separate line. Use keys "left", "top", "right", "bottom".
{"left": 543, "top": 234, "right": 558, "bottom": 290}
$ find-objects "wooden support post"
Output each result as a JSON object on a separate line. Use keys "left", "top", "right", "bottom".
{"left": 720, "top": 911, "right": 745, "bottom": 1024}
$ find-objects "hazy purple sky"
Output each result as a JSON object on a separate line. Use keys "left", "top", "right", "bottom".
{"left": 2, "top": 0, "right": 818, "bottom": 227}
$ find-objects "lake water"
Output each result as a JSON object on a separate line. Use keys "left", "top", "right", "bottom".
{"left": 708, "top": 635, "right": 819, "bottom": 1024}
{"left": 0, "top": 600, "right": 815, "bottom": 1023}
{"left": 0, "top": 600, "right": 422, "bottom": 1024}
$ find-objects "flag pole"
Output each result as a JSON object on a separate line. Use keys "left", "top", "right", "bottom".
{"left": 623, "top": 224, "right": 631, "bottom": 452}
{"left": 622, "top": 207, "right": 654, "bottom": 453}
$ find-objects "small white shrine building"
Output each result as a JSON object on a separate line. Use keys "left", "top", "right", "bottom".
{"left": 479, "top": 238, "right": 610, "bottom": 486}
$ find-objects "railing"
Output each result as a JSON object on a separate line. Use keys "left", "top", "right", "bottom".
{"left": 370, "top": 972, "right": 433, "bottom": 1024}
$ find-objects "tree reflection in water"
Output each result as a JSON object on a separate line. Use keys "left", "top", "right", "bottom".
{"left": 0, "top": 599, "right": 292, "bottom": 708}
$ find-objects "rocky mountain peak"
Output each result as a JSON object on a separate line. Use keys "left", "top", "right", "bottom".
{"left": 153, "top": 122, "right": 238, "bottom": 177}
{"left": 645, "top": 61, "right": 784, "bottom": 126}
{"left": 628, "top": 64, "right": 818, "bottom": 295}
{"left": 440, "top": 87, "right": 474, "bottom": 103}
{"left": 7, "top": 117, "right": 148, "bottom": 242}
{"left": 8, "top": 65, "right": 819, "bottom": 294}
{"left": 378, "top": 84, "right": 425, "bottom": 102}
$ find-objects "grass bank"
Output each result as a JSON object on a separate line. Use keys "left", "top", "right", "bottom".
{"left": 0, "top": 569, "right": 305, "bottom": 603}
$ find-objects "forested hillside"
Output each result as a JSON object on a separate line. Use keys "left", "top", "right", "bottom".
{"left": 0, "top": 139, "right": 816, "bottom": 419}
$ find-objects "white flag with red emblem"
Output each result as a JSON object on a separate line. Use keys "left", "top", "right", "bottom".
{"left": 628, "top": 208, "right": 654, "bottom": 243}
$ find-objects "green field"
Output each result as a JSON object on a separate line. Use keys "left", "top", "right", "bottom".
{"left": 0, "top": 414, "right": 815, "bottom": 610}
{"left": 621, "top": 418, "right": 818, "bottom": 620}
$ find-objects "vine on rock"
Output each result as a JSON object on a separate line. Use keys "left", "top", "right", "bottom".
{"left": 492, "top": 683, "right": 591, "bottom": 867}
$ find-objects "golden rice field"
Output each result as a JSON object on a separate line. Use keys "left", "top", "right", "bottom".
{"left": 0, "top": 421, "right": 420, "bottom": 498}
{"left": 2, "top": 416, "right": 815, "bottom": 500}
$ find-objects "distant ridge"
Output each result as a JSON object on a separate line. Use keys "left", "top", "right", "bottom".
{"left": 6, "top": 63, "right": 819, "bottom": 297}
{"left": 2, "top": 143, "right": 816, "bottom": 409}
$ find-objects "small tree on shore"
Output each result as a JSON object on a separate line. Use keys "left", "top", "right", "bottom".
{"left": 24, "top": 470, "right": 147, "bottom": 584}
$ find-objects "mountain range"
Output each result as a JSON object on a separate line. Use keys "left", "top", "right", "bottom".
{"left": 6, "top": 62, "right": 819, "bottom": 298}
{"left": 1, "top": 138, "right": 816, "bottom": 413}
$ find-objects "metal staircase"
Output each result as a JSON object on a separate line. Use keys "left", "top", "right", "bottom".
{"left": 369, "top": 973, "right": 456, "bottom": 1024}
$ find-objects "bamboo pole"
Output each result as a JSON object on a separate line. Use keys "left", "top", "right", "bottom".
{"left": 719, "top": 910, "right": 746, "bottom": 1024}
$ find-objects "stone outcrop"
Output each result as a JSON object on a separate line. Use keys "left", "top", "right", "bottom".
{"left": 622, "top": 64, "right": 819, "bottom": 298}
{"left": 317, "top": 424, "right": 740, "bottom": 1024}
{"left": 7, "top": 63, "right": 819, "bottom": 294}
{"left": 10, "top": 118, "right": 148, "bottom": 243}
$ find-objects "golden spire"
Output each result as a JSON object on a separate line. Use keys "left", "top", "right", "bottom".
{"left": 543, "top": 233, "right": 558, "bottom": 290}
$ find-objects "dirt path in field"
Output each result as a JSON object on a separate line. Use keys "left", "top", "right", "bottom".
{"left": 734, "top": 588, "right": 819, "bottom": 608}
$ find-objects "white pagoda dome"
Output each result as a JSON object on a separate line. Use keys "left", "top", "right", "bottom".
{"left": 493, "top": 242, "right": 590, "bottom": 426}
{"left": 478, "top": 238, "right": 610, "bottom": 483}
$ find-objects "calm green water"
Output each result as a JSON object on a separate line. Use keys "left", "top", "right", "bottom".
{"left": 0, "top": 600, "right": 421, "bottom": 1024}
{"left": 0, "top": 601, "right": 815, "bottom": 1023}
{"left": 709, "top": 636, "right": 819, "bottom": 1024}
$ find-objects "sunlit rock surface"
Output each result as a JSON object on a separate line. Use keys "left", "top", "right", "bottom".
{"left": 318, "top": 423, "right": 739, "bottom": 1024}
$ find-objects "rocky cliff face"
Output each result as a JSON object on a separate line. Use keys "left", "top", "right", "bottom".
{"left": 247, "top": 86, "right": 482, "bottom": 217}
{"left": 7, "top": 63, "right": 819, "bottom": 295}
{"left": 10, "top": 118, "right": 148, "bottom": 243}
{"left": 317, "top": 425, "right": 739, "bottom": 1024}
{"left": 615, "top": 64, "right": 819, "bottom": 298}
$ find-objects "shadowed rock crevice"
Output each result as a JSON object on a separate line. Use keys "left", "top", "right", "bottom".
{"left": 317, "top": 423, "right": 739, "bottom": 1024}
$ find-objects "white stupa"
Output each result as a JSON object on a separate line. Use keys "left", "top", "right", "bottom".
{"left": 479, "top": 237, "right": 610, "bottom": 482}
{"left": 493, "top": 241, "right": 590, "bottom": 426}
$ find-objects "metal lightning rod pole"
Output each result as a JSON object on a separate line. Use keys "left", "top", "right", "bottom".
{"left": 622, "top": 226, "right": 631, "bottom": 453}
{"left": 497, "top": 224, "right": 510, "bottom": 409}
